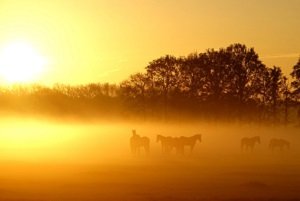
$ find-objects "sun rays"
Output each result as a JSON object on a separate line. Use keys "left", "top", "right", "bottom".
{"left": 0, "top": 41, "right": 47, "bottom": 83}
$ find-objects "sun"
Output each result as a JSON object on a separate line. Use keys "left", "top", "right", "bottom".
{"left": 0, "top": 41, "right": 47, "bottom": 83}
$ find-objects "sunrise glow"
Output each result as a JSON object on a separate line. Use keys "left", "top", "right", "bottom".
{"left": 0, "top": 1, "right": 299, "bottom": 200}
{"left": 0, "top": 41, "right": 47, "bottom": 83}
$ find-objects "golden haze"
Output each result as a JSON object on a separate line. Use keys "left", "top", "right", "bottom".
{"left": 0, "top": 0, "right": 299, "bottom": 85}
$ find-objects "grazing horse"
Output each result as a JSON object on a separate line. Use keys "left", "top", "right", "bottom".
{"left": 269, "top": 138, "right": 290, "bottom": 152}
{"left": 157, "top": 135, "right": 176, "bottom": 154}
{"left": 157, "top": 134, "right": 202, "bottom": 155}
{"left": 177, "top": 134, "right": 202, "bottom": 154}
{"left": 241, "top": 136, "right": 260, "bottom": 152}
{"left": 130, "top": 130, "right": 150, "bottom": 155}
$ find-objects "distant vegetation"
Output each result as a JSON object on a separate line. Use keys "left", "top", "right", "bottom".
{"left": 1, "top": 43, "right": 300, "bottom": 124}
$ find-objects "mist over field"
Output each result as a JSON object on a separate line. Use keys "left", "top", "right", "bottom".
{"left": 0, "top": 117, "right": 299, "bottom": 201}
{"left": 0, "top": 42, "right": 298, "bottom": 200}
{"left": 0, "top": 42, "right": 299, "bottom": 200}
{"left": 1, "top": 0, "right": 300, "bottom": 200}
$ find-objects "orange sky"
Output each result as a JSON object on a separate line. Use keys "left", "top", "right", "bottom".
{"left": 0, "top": 0, "right": 299, "bottom": 85}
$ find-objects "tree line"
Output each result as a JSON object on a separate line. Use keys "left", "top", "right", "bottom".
{"left": 0, "top": 43, "right": 299, "bottom": 124}
{"left": 120, "top": 43, "right": 300, "bottom": 124}
{"left": 0, "top": 83, "right": 121, "bottom": 118}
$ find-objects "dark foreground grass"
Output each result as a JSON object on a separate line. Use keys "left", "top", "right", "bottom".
{"left": 1, "top": 155, "right": 300, "bottom": 201}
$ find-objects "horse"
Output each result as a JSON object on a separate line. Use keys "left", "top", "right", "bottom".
{"left": 157, "top": 135, "right": 175, "bottom": 154}
{"left": 177, "top": 134, "right": 202, "bottom": 154}
{"left": 157, "top": 134, "right": 202, "bottom": 155}
{"left": 269, "top": 138, "right": 290, "bottom": 152}
{"left": 130, "top": 130, "right": 150, "bottom": 155}
{"left": 241, "top": 136, "right": 260, "bottom": 152}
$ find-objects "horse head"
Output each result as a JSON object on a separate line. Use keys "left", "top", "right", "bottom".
{"left": 195, "top": 134, "right": 202, "bottom": 142}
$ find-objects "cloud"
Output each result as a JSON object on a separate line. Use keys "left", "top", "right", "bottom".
{"left": 96, "top": 57, "right": 129, "bottom": 79}
{"left": 261, "top": 53, "right": 299, "bottom": 59}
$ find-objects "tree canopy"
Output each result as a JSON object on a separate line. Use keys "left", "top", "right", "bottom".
{"left": 0, "top": 43, "right": 299, "bottom": 124}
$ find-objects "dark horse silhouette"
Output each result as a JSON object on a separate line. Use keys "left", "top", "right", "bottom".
{"left": 157, "top": 134, "right": 202, "bottom": 155}
{"left": 269, "top": 138, "right": 290, "bottom": 152}
{"left": 130, "top": 130, "right": 150, "bottom": 155}
{"left": 156, "top": 135, "right": 175, "bottom": 154}
{"left": 241, "top": 136, "right": 260, "bottom": 152}
{"left": 175, "top": 134, "right": 202, "bottom": 154}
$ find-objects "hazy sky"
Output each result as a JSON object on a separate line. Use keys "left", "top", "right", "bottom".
{"left": 0, "top": 0, "right": 299, "bottom": 85}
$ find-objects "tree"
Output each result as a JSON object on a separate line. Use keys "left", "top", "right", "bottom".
{"left": 204, "top": 48, "right": 232, "bottom": 103}
{"left": 225, "top": 44, "right": 266, "bottom": 118}
{"left": 281, "top": 76, "right": 291, "bottom": 125}
{"left": 291, "top": 57, "right": 300, "bottom": 100}
{"left": 291, "top": 57, "right": 300, "bottom": 125}
{"left": 120, "top": 73, "right": 151, "bottom": 118}
{"left": 146, "top": 55, "right": 181, "bottom": 119}
{"left": 180, "top": 53, "right": 207, "bottom": 99}
{"left": 268, "top": 66, "right": 284, "bottom": 122}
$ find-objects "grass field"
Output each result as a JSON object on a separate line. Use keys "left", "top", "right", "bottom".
{"left": 0, "top": 119, "right": 299, "bottom": 201}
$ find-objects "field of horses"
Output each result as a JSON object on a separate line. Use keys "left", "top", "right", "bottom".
{"left": 0, "top": 118, "right": 300, "bottom": 201}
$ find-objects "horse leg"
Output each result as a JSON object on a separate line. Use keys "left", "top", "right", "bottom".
{"left": 131, "top": 145, "right": 136, "bottom": 155}
{"left": 189, "top": 145, "right": 193, "bottom": 155}
{"left": 241, "top": 144, "right": 244, "bottom": 152}
{"left": 147, "top": 144, "right": 150, "bottom": 155}
{"left": 180, "top": 146, "right": 184, "bottom": 155}
{"left": 145, "top": 145, "right": 149, "bottom": 155}
{"left": 175, "top": 146, "right": 179, "bottom": 155}
{"left": 166, "top": 145, "right": 171, "bottom": 154}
